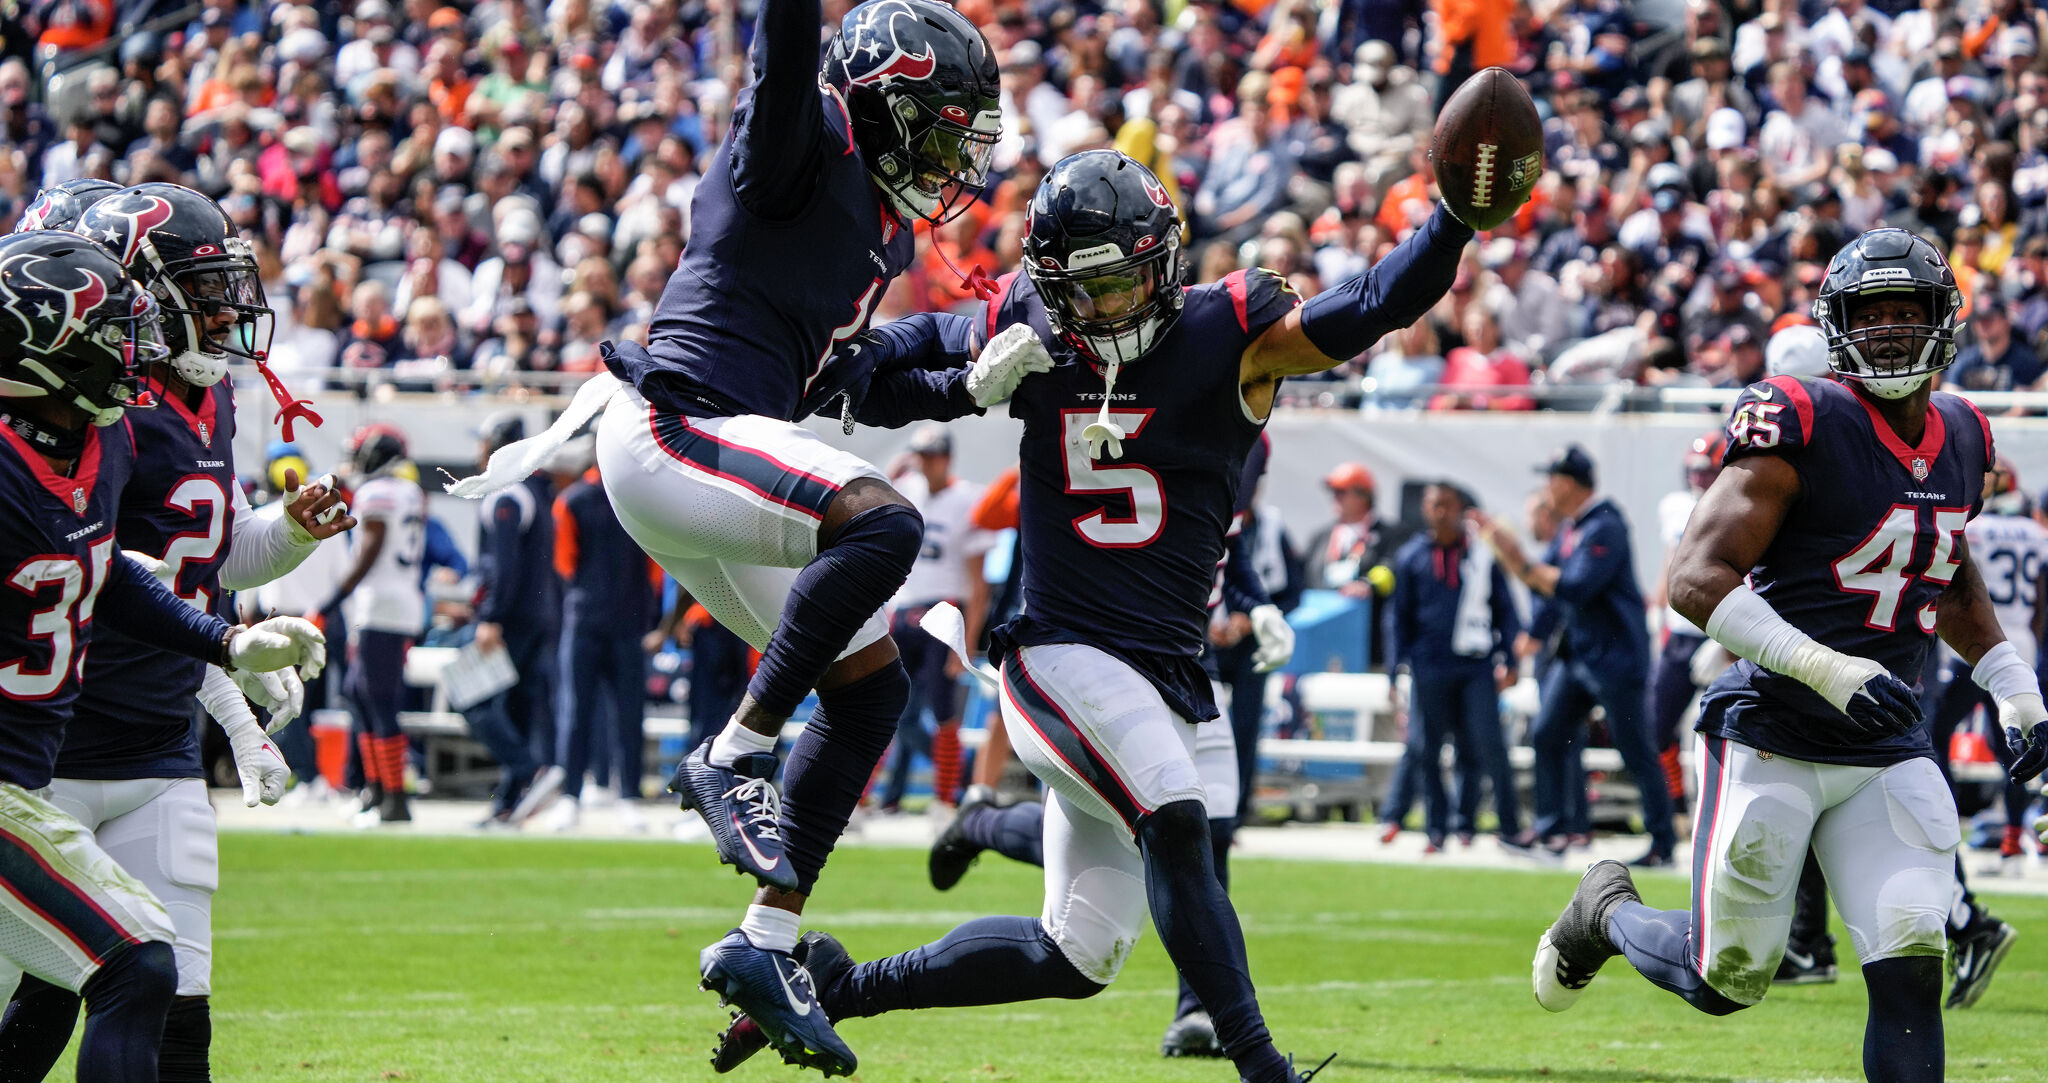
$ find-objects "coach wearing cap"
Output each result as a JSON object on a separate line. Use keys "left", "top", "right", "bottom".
{"left": 1474, "top": 445, "right": 1675, "bottom": 865}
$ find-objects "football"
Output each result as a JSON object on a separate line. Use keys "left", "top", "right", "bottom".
{"left": 1430, "top": 67, "right": 1545, "bottom": 231}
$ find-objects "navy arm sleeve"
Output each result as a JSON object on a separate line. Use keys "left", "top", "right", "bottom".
{"left": 1297, "top": 204, "right": 1473, "bottom": 361}
{"left": 1551, "top": 517, "right": 1630, "bottom": 606}
{"left": 730, "top": 0, "right": 827, "bottom": 219}
{"left": 1220, "top": 524, "right": 1270, "bottom": 615}
{"left": 475, "top": 495, "right": 529, "bottom": 625}
{"left": 98, "top": 554, "right": 230, "bottom": 664}
{"left": 814, "top": 312, "right": 984, "bottom": 428}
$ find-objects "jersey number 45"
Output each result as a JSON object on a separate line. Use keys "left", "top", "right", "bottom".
{"left": 1833, "top": 505, "right": 1967, "bottom": 633}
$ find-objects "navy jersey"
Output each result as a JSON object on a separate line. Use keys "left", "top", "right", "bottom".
{"left": 1699, "top": 375, "right": 1995, "bottom": 766}
{"left": 611, "top": 83, "right": 916, "bottom": 421}
{"left": 0, "top": 421, "right": 135, "bottom": 789}
{"left": 64, "top": 376, "right": 238, "bottom": 779}
{"left": 988, "top": 268, "right": 1300, "bottom": 722}
{"left": 555, "top": 470, "right": 657, "bottom": 635}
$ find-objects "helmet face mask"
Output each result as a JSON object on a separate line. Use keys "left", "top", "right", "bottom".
{"left": 1023, "top": 150, "right": 1186, "bottom": 368}
{"left": 828, "top": 0, "right": 1002, "bottom": 227}
{"left": 71, "top": 184, "right": 274, "bottom": 389}
{"left": 1812, "top": 228, "right": 1961, "bottom": 400}
{"left": 0, "top": 231, "right": 166, "bottom": 430}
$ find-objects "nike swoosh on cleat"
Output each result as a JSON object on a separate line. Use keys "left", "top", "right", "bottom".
{"left": 775, "top": 959, "right": 813, "bottom": 1017}
{"left": 732, "top": 811, "right": 783, "bottom": 871}
{"left": 1782, "top": 950, "right": 1813, "bottom": 968}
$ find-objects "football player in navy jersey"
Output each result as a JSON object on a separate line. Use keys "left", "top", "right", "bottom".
{"left": 0, "top": 230, "right": 323, "bottom": 1082}
{"left": 1533, "top": 228, "right": 2047, "bottom": 1083}
{"left": 445, "top": 0, "right": 1047, "bottom": 1072}
{"left": 0, "top": 184, "right": 356, "bottom": 1083}
{"left": 710, "top": 149, "right": 1491, "bottom": 1082}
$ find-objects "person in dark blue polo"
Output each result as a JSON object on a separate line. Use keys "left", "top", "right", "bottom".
{"left": 550, "top": 454, "right": 662, "bottom": 831}
{"left": 1386, "top": 481, "right": 1524, "bottom": 849}
{"left": 467, "top": 411, "right": 564, "bottom": 824}
{"left": 1475, "top": 445, "right": 1675, "bottom": 865}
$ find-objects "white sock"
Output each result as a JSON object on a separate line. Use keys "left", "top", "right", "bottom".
{"left": 707, "top": 720, "right": 778, "bottom": 768}
{"left": 741, "top": 904, "right": 801, "bottom": 953}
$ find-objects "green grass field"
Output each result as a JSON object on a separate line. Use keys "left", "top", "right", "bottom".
{"left": 53, "top": 833, "right": 2048, "bottom": 1081}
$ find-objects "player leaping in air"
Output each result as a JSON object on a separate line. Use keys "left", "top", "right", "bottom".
{"left": 446, "top": 0, "right": 1052, "bottom": 1074}
{"left": 1532, "top": 227, "right": 2048, "bottom": 1083}
{"left": 709, "top": 148, "right": 1504, "bottom": 1082}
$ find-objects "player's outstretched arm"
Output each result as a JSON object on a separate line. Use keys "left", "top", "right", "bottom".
{"left": 98, "top": 552, "right": 238, "bottom": 666}
{"left": 822, "top": 314, "right": 1053, "bottom": 427}
{"left": 1674, "top": 456, "right": 1919, "bottom": 736}
{"left": 1238, "top": 203, "right": 1474, "bottom": 385}
{"left": 729, "top": 0, "right": 826, "bottom": 219}
{"left": 219, "top": 469, "right": 355, "bottom": 591}
{"left": 1941, "top": 544, "right": 2048, "bottom": 780}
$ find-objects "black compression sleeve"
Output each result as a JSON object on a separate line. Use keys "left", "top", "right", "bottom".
{"left": 731, "top": 0, "right": 828, "bottom": 218}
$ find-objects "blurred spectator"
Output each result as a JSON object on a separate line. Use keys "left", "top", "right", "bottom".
{"left": 1947, "top": 286, "right": 2044, "bottom": 393}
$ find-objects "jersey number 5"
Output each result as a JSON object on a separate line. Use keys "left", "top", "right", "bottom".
{"left": 0, "top": 539, "right": 114, "bottom": 700}
{"left": 1831, "top": 504, "right": 1969, "bottom": 632}
{"left": 1061, "top": 409, "right": 1164, "bottom": 547}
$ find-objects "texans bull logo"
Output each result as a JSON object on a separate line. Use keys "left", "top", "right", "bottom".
{"left": 87, "top": 195, "right": 175, "bottom": 269}
{"left": 846, "top": 0, "right": 939, "bottom": 86}
{"left": 1141, "top": 174, "right": 1173, "bottom": 211}
{"left": 0, "top": 251, "right": 111, "bottom": 357}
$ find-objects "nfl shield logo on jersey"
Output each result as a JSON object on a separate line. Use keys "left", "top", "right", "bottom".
{"left": 197, "top": 420, "right": 211, "bottom": 447}
{"left": 1912, "top": 456, "right": 1930, "bottom": 481}
{"left": 71, "top": 487, "right": 86, "bottom": 514}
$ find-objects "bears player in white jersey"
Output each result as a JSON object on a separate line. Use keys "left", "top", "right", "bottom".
{"left": 1533, "top": 228, "right": 2048, "bottom": 1082}
{"left": 325, "top": 425, "right": 428, "bottom": 826}
{"left": 0, "top": 184, "right": 353, "bottom": 1082}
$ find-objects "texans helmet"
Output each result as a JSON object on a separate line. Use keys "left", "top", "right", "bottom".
{"left": 73, "top": 182, "right": 273, "bottom": 388}
{"left": 15, "top": 179, "right": 123, "bottom": 233}
{"left": 345, "top": 423, "right": 409, "bottom": 480}
{"left": 826, "top": 0, "right": 1001, "bottom": 226}
{"left": 1812, "top": 228, "right": 1962, "bottom": 399}
{"left": 0, "top": 230, "right": 166, "bottom": 428}
{"left": 1022, "top": 150, "right": 1185, "bottom": 367}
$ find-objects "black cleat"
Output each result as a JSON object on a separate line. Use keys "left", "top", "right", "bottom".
{"left": 708, "top": 932, "right": 857, "bottom": 1074}
{"left": 1773, "top": 935, "right": 1838, "bottom": 985}
{"left": 928, "top": 792, "right": 995, "bottom": 891}
{"left": 1161, "top": 1010, "right": 1224, "bottom": 1058}
{"left": 1274, "top": 1052, "right": 1339, "bottom": 1082}
{"left": 670, "top": 741, "right": 797, "bottom": 892}
{"left": 699, "top": 930, "right": 855, "bottom": 1077}
{"left": 1947, "top": 912, "right": 2018, "bottom": 1009}
{"left": 1533, "top": 860, "right": 1639, "bottom": 1012}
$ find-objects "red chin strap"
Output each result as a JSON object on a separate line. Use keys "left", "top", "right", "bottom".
{"left": 928, "top": 228, "right": 997, "bottom": 301}
{"left": 251, "top": 356, "right": 322, "bottom": 441}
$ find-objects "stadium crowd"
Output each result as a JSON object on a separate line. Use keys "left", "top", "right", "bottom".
{"left": 11, "top": 0, "right": 2048, "bottom": 408}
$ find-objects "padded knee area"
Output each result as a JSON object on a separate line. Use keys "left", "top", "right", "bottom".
{"left": 1859, "top": 866, "right": 1954, "bottom": 963}
{"left": 159, "top": 996, "right": 211, "bottom": 1083}
{"left": 1136, "top": 800, "right": 1212, "bottom": 866}
{"left": 829, "top": 502, "right": 924, "bottom": 568}
{"left": 84, "top": 940, "right": 177, "bottom": 1010}
{"left": 1045, "top": 864, "right": 1149, "bottom": 984}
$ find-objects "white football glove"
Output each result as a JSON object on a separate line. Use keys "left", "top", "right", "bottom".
{"left": 282, "top": 471, "right": 347, "bottom": 542}
{"left": 1689, "top": 638, "right": 1733, "bottom": 689}
{"left": 965, "top": 323, "right": 1055, "bottom": 407}
{"left": 228, "top": 617, "right": 327, "bottom": 679}
{"left": 230, "top": 665, "right": 306, "bottom": 733}
{"left": 198, "top": 666, "right": 289, "bottom": 806}
{"left": 1249, "top": 604, "right": 1295, "bottom": 673}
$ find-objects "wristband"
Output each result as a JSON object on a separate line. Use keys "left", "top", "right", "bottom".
{"left": 1972, "top": 641, "right": 2039, "bottom": 706}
